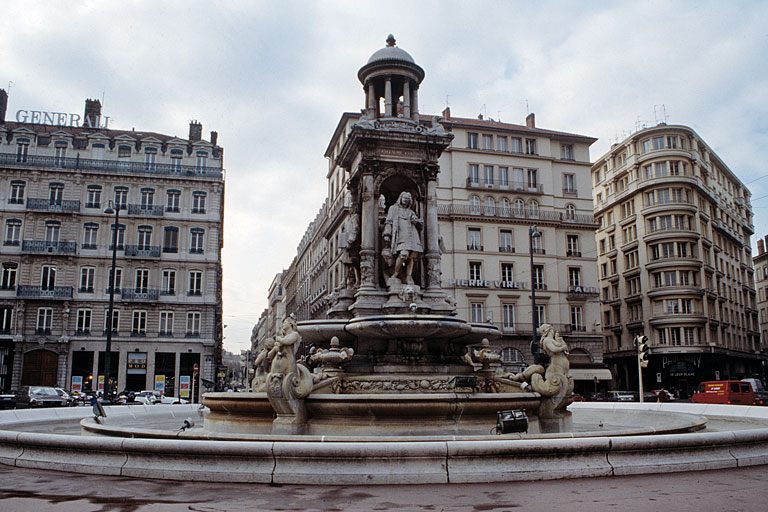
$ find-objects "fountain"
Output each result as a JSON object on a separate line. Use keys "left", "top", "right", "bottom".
{"left": 202, "top": 35, "right": 574, "bottom": 437}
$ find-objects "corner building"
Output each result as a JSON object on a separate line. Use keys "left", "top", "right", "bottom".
{"left": 274, "top": 37, "right": 608, "bottom": 395}
{"left": 593, "top": 124, "right": 762, "bottom": 396}
{"left": 0, "top": 93, "right": 224, "bottom": 398}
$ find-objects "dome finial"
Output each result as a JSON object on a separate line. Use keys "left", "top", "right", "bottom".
{"left": 386, "top": 34, "right": 396, "bottom": 47}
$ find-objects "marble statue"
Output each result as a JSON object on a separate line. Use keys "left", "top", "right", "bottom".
{"left": 382, "top": 191, "right": 423, "bottom": 284}
{"left": 340, "top": 214, "right": 361, "bottom": 287}
{"left": 309, "top": 336, "right": 354, "bottom": 371}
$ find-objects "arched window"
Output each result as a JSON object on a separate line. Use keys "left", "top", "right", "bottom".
{"left": 499, "top": 197, "right": 511, "bottom": 217}
{"left": 501, "top": 347, "right": 526, "bottom": 365}
{"left": 514, "top": 198, "right": 525, "bottom": 216}
{"left": 565, "top": 203, "right": 576, "bottom": 220}
{"left": 469, "top": 195, "right": 481, "bottom": 214}
{"left": 484, "top": 196, "right": 495, "bottom": 216}
{"left": 528, "top": 200, "right": 539, "bottom": 218}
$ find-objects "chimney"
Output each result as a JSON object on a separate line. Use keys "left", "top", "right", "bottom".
{"left": 759, "top": 239, "right": 765, "bottom": 256}
{"left": 526, "top": 113, "right": 536, "bottom": 128}
{"left": 0, "top": 89, "right": 7, "bottom": 124}
{"left": 764, "top": 235, "right": 768, "bottom": 251}
{"left": 441, "top": 106, "right": 451, "bottom": 120}
{"left": 83, "top": 98, "right": 102, "bottom": 128}
{"left": 477, "top": 113, "right": 484, "bottom": 120}
{"left": 210, "top": 131, "right": 218, "bottom": 146}
{"left": 189, "top": 121, "right": 202, "bottom": 142}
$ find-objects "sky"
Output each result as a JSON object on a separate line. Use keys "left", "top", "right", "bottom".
{"left": 2, "top": 0, "right": 767, "bottom": 353}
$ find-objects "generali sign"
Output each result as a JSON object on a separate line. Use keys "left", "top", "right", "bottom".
{"left": 15, "top": 109, "right": 111, "bottom": 129}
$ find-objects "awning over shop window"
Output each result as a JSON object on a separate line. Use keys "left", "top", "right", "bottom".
{"left": 570, "top": 368, "right": 613, "bottom": 381}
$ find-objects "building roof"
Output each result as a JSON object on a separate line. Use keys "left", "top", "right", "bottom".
{"left": 0, "top": 121, "right": 216, "bottom": 146}
{"left": 441, "top": 116, "right": 597, "bottom": 144}
{"left": 367, "top": 35, "right": 416, "bottom": 65}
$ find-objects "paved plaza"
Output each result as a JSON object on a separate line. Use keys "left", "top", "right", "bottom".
{"left": 1, "top": 464, "right": 768, "bottom": 511}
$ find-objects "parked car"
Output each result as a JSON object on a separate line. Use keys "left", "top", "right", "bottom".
{"left": 158, "top": 395, "right": 189, "bottom": 405}
{"left": 15, "top": 386, "right": 69, "bottom": 408}
{"left": 691, "top": 381, "right": 757, "bottom": 405}
{"left": 0, "top": 392, "right": 16, "bottom": 410}
{"left": 134, "top": 390, "right": 162, "bottom": 404}
{"left": 54, "top": 387, "right": 76, "bottom": 406}
{"left": 607, "top": 391, "right": 636, "bottom": 402}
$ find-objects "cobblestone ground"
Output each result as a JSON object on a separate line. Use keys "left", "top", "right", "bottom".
{"left": 1, "top": 464, "right": 768, "bottom": 511}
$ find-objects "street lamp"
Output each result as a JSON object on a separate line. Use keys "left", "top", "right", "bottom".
{"left": 529, "top": 225, "right": 545, "bottom": 365}
{"left": 103, "top": 200, "right": 121, "bottom": 401}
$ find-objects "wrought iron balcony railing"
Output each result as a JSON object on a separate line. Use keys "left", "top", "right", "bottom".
{"left": 17, "top": 285, "right": 73, "bottom": 299}
{"left": 0, "top": 152, "right": 223, "bottom": 179}
{"left": 124, "top": 245, "right": 161, "bottom": 258}
{"left": 120, "top": 288, "right": 160, "bottom": 301}
{"left": 438, "top": 203, "right": 597, "bottom": 226}
{"left": 26, "top": 198, "right": 81, "bottom": 212}
{"left": 21, "top": 240, "right": 77, "bottom": 254}
{"left": 127, "top": 204, "right": 164, "bottom": 217}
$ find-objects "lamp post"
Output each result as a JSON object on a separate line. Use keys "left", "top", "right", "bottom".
{"left": 103, "top": 200, "right": 120, "bottom": 402}
{"left": 529, "top": 225, "right": 544, "bottom": 365}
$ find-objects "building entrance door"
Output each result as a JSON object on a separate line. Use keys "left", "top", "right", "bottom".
{"left": 21, "top": 349, "right": 58, "bottom": 386}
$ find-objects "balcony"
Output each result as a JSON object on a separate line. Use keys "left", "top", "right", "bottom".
{"left": 17, "top": 285, "right": 73, "bottom": 300}
{"left": 437, "top": 203, "right": 598, "bottom": 227}
{"left": 499, "top": 246, "right": 515, "bottom": 253}
{"left": 127, "top": 204, "right": 164, "bottom": 217}
{"left": 467, "top": 244, "right": 484, "bottom": 251}
{"left": 0, "top": 152, "right": 223, "bottom": 179}
{"left": 531, "top": 248, "right": 546, "bottom": 255}
{"left": 121, "top": 288, "right": 160, "bottom": 301}
{"left": 466, "top": 178, "right": 544, "bottom": 194}
{"left": 21, "top": 240, "right": 77, "bottom": 254}
{"left": 26, "top": 198, "right": 81, "bottom": 213}
{"left": 566, "top": 250, "right": 582, "bottom": 257}
{"left": 124, "top": 245, "right": 161, "bottom": 259}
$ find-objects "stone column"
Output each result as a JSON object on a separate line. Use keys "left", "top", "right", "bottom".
{"left": 57, "top": 349, "right": 68, "bottom": 388}
{"left": 358, "top": 170, "right": 377, "bottom": 290}
{"left": 147, "top": 350, "right": 156, "bottom": 391}
{"left": 384, "top": 78, "right": 393, "bottom": 117}
{"left": 411, "top": 86, "right": 419, "bottom": 121}
{"left": 367, "top": 83, "right": 376, "bottom": 116}
{"left": 91, "top": 351, "right": 99, "bottom": 392}
{"left": 403, "top": 80, "right": 411, "bottom": 118}
{"left": 11, "top": 343, "right": 22, "bottom": 390}
{"left": 424, "top": 167, "right": 441, "bottom": 291}
{"left": 174, "top": 351, "right": 182, "bottom": 397}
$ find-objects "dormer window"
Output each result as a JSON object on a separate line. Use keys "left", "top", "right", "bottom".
{"left": 196, "top": 150, "right": 208, "bottom": 171}
{"left": 170, "top": 148, "right": 183, "bottom": 171}
{"left": 16, "top": 138, "right": 30, "bottom": 163}
{"left": 54, "top": 141, "right": 67, "bottom": 167}
{"left": 145, "top": 147, "right": 157, "bottom": 170}
{"left": 118, "top": 145, "right": 131, "bottom": 158}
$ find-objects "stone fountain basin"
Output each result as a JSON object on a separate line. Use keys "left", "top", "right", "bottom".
{"left": 299, "top": 315, "right": 499, "bottom": 345}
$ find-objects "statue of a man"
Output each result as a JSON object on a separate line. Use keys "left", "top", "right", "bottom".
{"left": 383, "top": 191, "right": 423, "bottom": 285}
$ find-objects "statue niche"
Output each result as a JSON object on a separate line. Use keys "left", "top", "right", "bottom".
{"left": 381, "top": 190, "right": 423, "bottom": 286}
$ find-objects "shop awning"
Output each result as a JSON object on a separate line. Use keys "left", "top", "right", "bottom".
{"left": 570, "top": 368, "right": 613, "bottom": 381}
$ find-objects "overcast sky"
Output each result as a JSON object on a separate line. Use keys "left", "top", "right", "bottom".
{"left": 2, "top": 1, "right": 767, "bottom": 353}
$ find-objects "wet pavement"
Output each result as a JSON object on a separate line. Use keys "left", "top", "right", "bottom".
{"left": 1, "top": 463, "right": 768, "bottom": 511}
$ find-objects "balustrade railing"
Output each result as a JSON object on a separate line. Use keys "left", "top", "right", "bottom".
{"left": 121, "top": 288, "right": 160, "bottom": 301}
{"left": 26, "top": 198, "right": 81, "bottom": 212}
{"left": 124, "top": 245, "right": 161, "bottom": 258}
{"left": 17, "top": 285, "right": 73, "bottom": 299}
{"left": 438, "top": 203, "right": 597, "bottom": 226}
{"left": 21, "top": 240, "right": 77, "bottom": 254}
{"left": 127, "top": 204, "right": 164, "bottom": 216}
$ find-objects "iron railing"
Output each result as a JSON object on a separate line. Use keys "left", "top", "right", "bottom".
{"left": 21, "top": 240, "right": 77, "bottom": 254}
{"left": 17, "top": 285, "right": 73, "bottom": 299}
{"left": 127, "top": 204, "right": 164, "bottom": 216}
{"left": 26, "top": 198, "right": 81, "bottom": 212}
{"left": 124, "top": 245, "right": 161, "bottom": 258}
{"left": 438, "top": 203, "right": 597, "bottom": 226}
{"left": 121, "top": 288, "right": 160, "bottom": 301}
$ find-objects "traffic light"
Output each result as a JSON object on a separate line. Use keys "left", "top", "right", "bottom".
{"left": 636, "top": 335, "right": 649, "bottom": 368}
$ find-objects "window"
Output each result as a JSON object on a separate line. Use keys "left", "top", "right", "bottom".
{"left": 86, "top": 185, "right": 101, "bottom": 208}
{"left": 4, "top": 219, "right": 21, "bottom": 246}
{"left": 192, "top": 191, "right": 206, "bottom": 213}
{"left": 144, "top": 147, "right": 157, "bottom": 170}
{"left": 186, "top": 312, "right": 201, "bottom": 336}
{"left": 566, "top": 234, "right": 580, "bottom": 256}
{"left": 114, "top": 187, "right": 128, "bottom": 209}
{"left": 568, "top": 267, "right": 582, "bottom": 288}
{"left": 161, "top": 269, "right": 176, "bottom": 295}
{"left": 110, "top": 223, "right": 126, "bottom": 250}
{"left": 1, "top": 263, "right": 17, "bottom": 290}
{"left": 190, "top": 228, "right": 205, "bottom": 254}
{"left": 565, "top": 203, "right": 576, "bottom": 220}
{"left": 528, "top": 200, "right": 539, "bottom": 217}
{"left": 195, "top": 151, "right": 208, "bottom": 171}
{"left": 104, "top": 309, "right": 119, "bottom": 333}
{"left": 135, "top": 269, "right": 149, "bottom": 293}
{"left": 118, "top": 145, "right": 131, "bottom": 158}
{"left": 36, "top": 308, "right": 53, "bottom": 334}
{"left": 166, "top": 190, "right": 181, "bottom": 212}
{"left": 54, "top": 141, "right": 67, "bottom": 166}
{"left": 140, "top": 188, "right": 154, "bottom": 208}
{"left": 468, "top": 164, "right": 480, "bottom": 185}
{"left": 514, "top": 198, "right": 525, "bottom": 215}
{"left": 0, "top": 306, "right": 13, "bottom": 334}
{"left": 561, "top": 144, "right": 574, "bottom": 160}
{"left": 82, "top": 223, "right": 98, "bottom": 249}
{"left": 525, "top": 138, "right": 536, "bottom": 155}
{"left": 652, "top": 136, "right": 664, "bottom": 150}
{"left": 501, "top": 263, "right": 514, "bottom": 282}
{"left": 510, "top": 137, "right": 522, "bottom": 153}
{"left": 499, "top": 197, "right": 511, "bottom": 217}
{"left": 483, "top": 165, "right": 494, "bottom": 185}
{"left": 527, "top": 168, "right": 538, "bottom": 189}
{"left": 80, "top": 267, "right": 95, "bottom": 293}
{"left": 16, "top": 139, "right": 29, "bottom": 163}
{"left": 467, "top": 132, "right": 478, "bottom": 149}
{"left": 188, "top": 270, "right": 202, "bottom": 296}
{"left": 159, "top": 311, "right": 174, "bottom": 335}
{"left": 137, "top": 226, "right": 152, "bottom": 249}
{"left": 469, "top": 195, "right": 481, "bottom": 214}
{"left": 499, "top": 229, "right": 513, "bottom": 252}
{"left": 163, "top": 227, "right": 179, "bottom": 253}
{"left": 469, "top": 261, "right": 482, "bottom": 281}
{"left": 535, "top": 304, "right": 547, "bottom": 325}
{"left": 483, "top": 197, "right": 495, "bottom": 216}
{"left": 76, "top": 309, "right": 92, "bottom": 334}
{"left": 570, "top": 306, "right": 584, "bottom": 331}
{"left": 132, "top": 310, "right": 147, "bottom": 335}
{"left": 41, "top": 265, "right": 56, "bottom": 290}
{"left": 563, "top": 174, "right": 576, "bottom": 194}
{"left": 499, "top": 167, "right": 509, "bottom": 187}
{"left": 108, "top": 267, "right": 122, "bottom": 292}
{"left": 170, "top": 149, "right": 183, "bottom": 171}
{"left": 482, "top": 134, "right": 493, "bottom": 150}
{"left": 45, "top": 220, "right": 60, "bottom": 244}
{"left": 533, "top": 265, "right": 545, "bottom": 289}
{"left": 497, "top": 136, "right": 508, "bottom": 152}
{"left": 468, "top": 228, "right": 482, "bottom": 251}
{"left": 9, "top": 181, "right": 25, "bottom": 204}
{"left": 502, "top": 304, "right": 516, "bottom": 331}
{"left": 49, "top": 183, "right": 63, "bottom": 206}
{"left": 470, "top": 302, "right": 484, "bottom": 323}
{"left": 91, "top": 142, "right": 105, "bottom": 159}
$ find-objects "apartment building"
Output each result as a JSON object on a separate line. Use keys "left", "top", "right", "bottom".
{"left": 754, "top": 236, "right": 768, "bottom": 377}
{"left": 0, "top": 92, "right": 224, "bottom": 398}
{"left": 593, "top": 124, "right": 762, "bottom": 396}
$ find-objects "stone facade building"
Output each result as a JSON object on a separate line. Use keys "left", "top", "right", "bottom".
{"left": 0, "top": 93, "right": 224, "bottom": 398}
{"left": 753, "top": 236, "right": 768, "bottom": 378}
{"left": 593, "top": 124, "right": 762, "bottom": 396}
{"left": 269, "top": 37, "right": 608, "bottom": 395}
